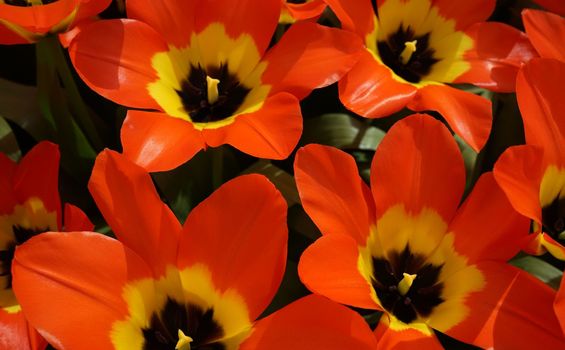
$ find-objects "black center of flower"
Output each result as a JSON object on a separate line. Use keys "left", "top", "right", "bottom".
{"left": 287, "top": 0, "right": 308, "bottom": 4}
{"left": 0, "top": 225, "right": 48, "bottom": 290}
{"left": 376, "top": 25, "right": 439, "bottom": 83}
{"left": 371, "top": 246, "right": 444, "bottom": 324}
{"left": 542, "top": 196, "right": 565, "bottom": 238}
{"left": 3, "top": 0, "right": 58, "bottom": 7}
{"left": 176, "top": 64, "right": 251, "bottom": 124}
{"left": 142, "top": 298, "right": 226, "bottom": 350}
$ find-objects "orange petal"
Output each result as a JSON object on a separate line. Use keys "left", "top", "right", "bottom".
{"left": 284, "top": 0, "right": 326, "bottom": 21}
{"left": 0, "top": 22, "right": 33, "bottom": 45}
{"left": 294, "top": 144, "right": 375, "bottom": 244}
{"left": 72, "top": 0, "right": 111, "bottom": 26}
{"left": 178, "top": 174, "right": 288, "bottom": 320}
{"left": 202, "top": 92, "right": 302, "bottom": 160}
{"left": 298, "top": 234, "right": 380, "bottom": 310}
{"left": 12, "top": 232, "right": 152, "bottom": 350}
{"left": 339, "top": 50, "right": 417, "bottom": 119}
{"left": 457, "top": 22, "right": 536, "bottom": 92}
{"left": 241, "top": 295, "right": 379, "bottom": 350}
{"left": 63, "top": 203, "right": 94, "bottom": 232}
{"left": 517, "top": 58, "right": 565, "bottom": 164}
{"left": 194, "top": 0, "right": 280, "bottom": 56}
{"left": 126, "top": 0, "right": 196, "bottom": 47}
{"left": 523, "top": 9, "right": 565, "bottom": 62}
{"left": 69, "top": 19, "right": 166, "bottom": 110}
{"left": 0, "top": 0, "right": 76, "bottom": 34}
{"left": 0, "top": 309, "right": 47, "bottom": 350}
{"left": 408, "top": 84, "right": 492, "bottom": 152}
{"left": 449, "top": 173, "right": 530, "bottom": 263}
{"left": 88, "top": 150, "right": 182, "bottom": 276}
{"left": 374, "top": 315, "right": 443, "bottom": 350}
{"left": 323, "top": 0, "right": 374, "bottom": 36}
{"left": 121, "top": 111, "right": 206, "bottom": 172}
{"left": 371, "top": 114, "right": 465, "bottom": 222}
{"left": 493, "top": 145, "right": 544, "bottom": 223}
{"left": 555, "top": 275, "right": 565, "bottom": 335}
{"left": 262, "top": 22, "right": 363, "bottom": 100}
{"left": 14, "top": 142, "right": 61, "bottom": 228}
{"left": 431, "top": 0, "right": 495, "bottom": 30}
{"left": 533, "top": 0, "right": 565, "bottom": 16}
{"left": 0, "top": 152, "right": 17, "bottom": 214}
{"left": 445, "top": 263, "right": 565, "bottom": 349}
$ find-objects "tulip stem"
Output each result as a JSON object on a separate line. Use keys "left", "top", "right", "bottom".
{"left": 212, "top": 147, "right": 224, "bottom": 189}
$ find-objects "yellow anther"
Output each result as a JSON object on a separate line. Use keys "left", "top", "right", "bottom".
{"left": 400, "top": 40, "right": 418, "bottom": 65}
{"left": 206, "top": 76, "right": 220, "bottom": 105}
{"left": 398, "top": 273, "right": 417, "bottom": 296}
{"left": 175, "top": 330, "right": 194, "bottom": 350}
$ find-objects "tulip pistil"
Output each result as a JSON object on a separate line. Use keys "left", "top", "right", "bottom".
{"left": 206, "top": 76, "right": 220, "bottom": 105}
{"left": 398, "top": 272, "right": 417, "bottom": 296}
{"left": 400, "top": 40, "right": 418, "bottom": 65}
{"left": 175, "top": 329, "right": 194, "bottom": 350}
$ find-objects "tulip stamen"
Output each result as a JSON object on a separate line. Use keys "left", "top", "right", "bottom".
{"left": 400, "top": 40, "right": 417, "bottom": 65}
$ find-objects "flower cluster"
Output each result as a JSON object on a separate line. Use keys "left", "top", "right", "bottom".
{"left": 0, "top": 0, "right": 564, "bottom": 349}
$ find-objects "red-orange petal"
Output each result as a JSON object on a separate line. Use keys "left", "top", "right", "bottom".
{"left": 370, "top": 114, "right": 465, "bottom": 222}
{"left": 178, "top": 174, "right": 288, "bottom": 320}
{"left": 241, "top": 295, "right": 379, "bottom": 350}
{"left": 284, "top": 0, "right": 326, "bottom": 21}
{"left": 63, "top": 203, "right": 94, "bottom": 232}
{"left": 555, "top": 275, "right": 565, "bottom": 335}
{"left": 374, "top": 315, "right": 443, "bottom": 350}
{"left": 202, "top": 92, "right": 302, "bottom": 160}
{"left": 126, "top": 0, "right": 196, "bottom": 47}
{"left": 0, "top": 0, "right": 76, "bottom": 34}
{"left": 339, "top": 50, "right": 417, "bottom": 119}
{"left": 523, "top": 9, "right": 565, "bottom": 62}
{"left": 69, "top": 19, "right": 166, "bottom": 110}
{"left": 533, "top": 0, "right": 565, "bottom": 16}
{"left": 445, "top": 263, "right": 565, "bottom": 349}
{"left": 121, "top": 111, "right": 206, "bottom": 172}
{"left": 88, "top": 150, "right": 182, "bottom": 276}
{"left": 322, "top": 0, "right": 374, "bottom": 36}
{"left": 73, "top": 0, "right": 111, "bottom": 26}
{"left": 457, "top": 22, "right": 536, "bottom": 92}
{"left": 0, "top": 152, "right": 17, "bottom": 214}
{"left": 0, "top": 23, "right": 33, "bottom": 45}
{"left": 12, "top": 232, "right": 152, "bottom": 350}
{"left": 262, "top": 22, "right": 363, "bottom": 100}
{"left": 408, "top": 84, "right": 492, "bottom": 152}
{"left": 431, "top": 0, "right": 495, "bottom": 30}
{"left": 294, "top": 144, "right": 375, "bottom": 244}
{"left": 0, "top": 310, "right": 46, "bottom": 350}
{"left": 194, "top": 0, "right": 279, "bottom": 57}
{"left": 298, "top": 234, "right": 380, "bottom": 310}
{"left": 493, "top": 145, "right": 544, "bottom": 224}
{"left": 449, "top": 173, "right": 529, "bottom": 263}
{"left": 14, "top": 141, "right": 61, "bottom": 228}
{"left": 517, "top": 58, "right": 565, "bottom": 164}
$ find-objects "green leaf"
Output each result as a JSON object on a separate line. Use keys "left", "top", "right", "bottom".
{"left": 0, "top": 116, "right": 21, "bottom": 160}
{"left": 510, "top": 255, "right": 563, "bottom": 290}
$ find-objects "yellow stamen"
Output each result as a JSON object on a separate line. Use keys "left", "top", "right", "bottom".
{"left": 175, "top": 330, "right": 194, "bottom": 350}
{"left": 398, "top": 273, "right": 417, "bottom": 296}
{"left": 400, "top": 40, "right": 417, "bottom": 65}
{"left": 206, "top": 76, "right": 220, "bottom": 105}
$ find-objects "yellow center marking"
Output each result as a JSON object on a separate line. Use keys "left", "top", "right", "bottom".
{"left": 176, "top": 330, "right": 194, "bottom": 350}
{"left": 206, "top": 76, "right": 220, "bottom": 105}
{"left": 398, "top": 272, "right": 417, "bottom": 296}
{"left": 400, "top": 40, "right": 417, "bottom": 65}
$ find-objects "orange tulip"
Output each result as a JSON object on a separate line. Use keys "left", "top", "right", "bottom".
{"left": 11, "top": 150, "right": 379, "bottom": 350}
{"left": 279, "top": 0, "right": 326, "bottom": 24}
{"left": 295, "top": 114, "right": 564, "bottom": 349}
{"left": 0, "top": 142, "right": 92, "bottom": 349}
{"left": 0, "top": 0, "right": 110, "bottom": 44}
{"left": 68, "top": 0, "right": 363, "bottom": 172}
{"left": 321, "top": 0, "right": 537, "bottom": 151}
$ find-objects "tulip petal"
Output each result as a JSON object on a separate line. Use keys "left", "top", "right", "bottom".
{"left": 431, "top": 0, "right": 495, "bottom": 30}
{"left": 241, "top": 295, "right": 379, "bottom": 350}
{"left": 523, "top": 9, "right": 565, "bottom": 62}
{"left": 0, "top": 310, "right": 46, "bottom": 350}
{"left": 0, "top": 153, "right": 17, "bottom": 215}
{"left": 178, "top": 175, "right": 288, "bottom": 320}
{"left": 408, "top": 84, "right": 492, "bottom": 152}
{"left": 374, "top": 314, "right": 443, "bottom": 350}
{"left": 63, "top": 203, "right": 94, "bottom": 232}
{"left": 371, "top": 114, "right": 465, "bottom": 222}
{"left": 322, "top": 0, "right": 374, "bottom": 36}
{"left": 88, "top": 150, "right": 182, "bottom": 276}
{"left": 121, "top": 111, "right": 206, "bottom": 172}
